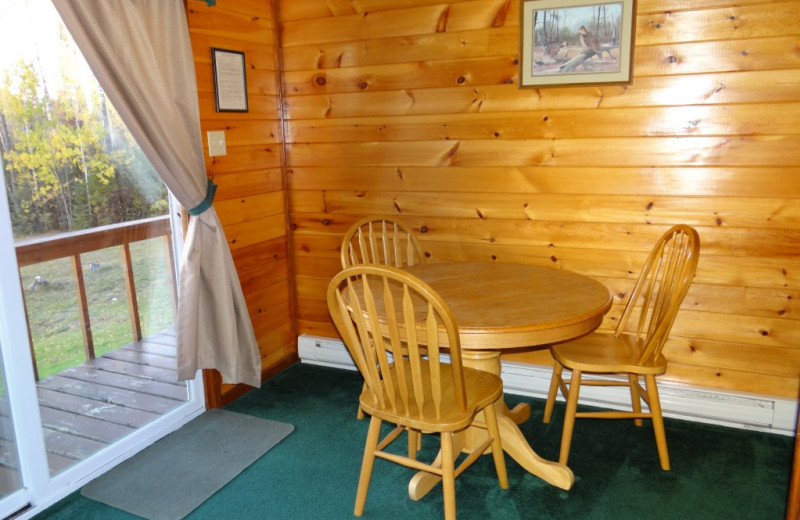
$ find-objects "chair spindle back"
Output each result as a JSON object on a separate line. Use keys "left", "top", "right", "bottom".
{"left": 615, "top": 225, "right": 700, "bottom": 364}
{"left": 341, "top": 217, "right": 425, "bottom": 268}
{"left": 328, "top": 265, "right": 466, "bottom": 420}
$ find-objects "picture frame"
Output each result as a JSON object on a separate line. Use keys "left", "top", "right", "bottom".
{"left": 211, "top": 48, "right": 248, "bottom": 112}
{"left": 519, "top": 0, "right": 635, "bottom": 88}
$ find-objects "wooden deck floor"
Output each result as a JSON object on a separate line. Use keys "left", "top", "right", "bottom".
{"left": 34, "top": 329, "right": 189, "bottom": 475}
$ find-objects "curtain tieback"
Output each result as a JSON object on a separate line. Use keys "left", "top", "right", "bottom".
{"left": 188, "top": 178, "right": 217, "bottom": 216}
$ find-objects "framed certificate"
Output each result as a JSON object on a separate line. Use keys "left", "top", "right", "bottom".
{"left": 211, "top": 48, "right": 248, "bottom": 112}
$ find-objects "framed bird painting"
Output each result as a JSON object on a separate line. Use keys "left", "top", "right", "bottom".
{"left": 519, "top": 0, "right": 635, "bottom": 87}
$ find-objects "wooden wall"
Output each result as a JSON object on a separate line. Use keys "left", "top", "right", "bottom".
{"left": 185, "top": 0, "right": 296, "bottom": 402}
{"left": 282, "top": 0, "right": 800, "bottom": 399}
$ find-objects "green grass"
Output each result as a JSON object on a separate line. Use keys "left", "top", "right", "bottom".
{"left": 19, "top": 238, "right": 175, "bottom": 380}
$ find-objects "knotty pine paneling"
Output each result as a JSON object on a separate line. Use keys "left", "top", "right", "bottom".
{"left": 291, "top": 191, "right": 800, "bottom": 228}
{"left": 289, "top": 166, "right": 800, "bottom": 197}
{"left": 186, "top": 0, "right": 295, "bottom": 398}
{"left": 282, "top": 0, "right": 800, "bottom": 399}
{"left": 284, "top": 70, "right": 800, "bottom": 118}
{"left": 287, "top": 103, "right": 800, "bottom": 141}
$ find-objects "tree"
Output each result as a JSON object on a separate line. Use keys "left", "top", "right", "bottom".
{"left": 0, "top": 43, "right": 167, "bottom": 238}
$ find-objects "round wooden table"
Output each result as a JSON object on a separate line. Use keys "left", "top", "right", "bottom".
{"left": 401, "top": 262, "right": 612, "bottom": 495}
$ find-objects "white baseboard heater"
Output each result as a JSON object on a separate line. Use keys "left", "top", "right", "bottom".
{"left": 298, "top": 334, "right": 798, "bottom": 437}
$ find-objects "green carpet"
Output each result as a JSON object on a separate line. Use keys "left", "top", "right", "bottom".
{"left": 36, "top": 363, "right": 793, "bottom": 520}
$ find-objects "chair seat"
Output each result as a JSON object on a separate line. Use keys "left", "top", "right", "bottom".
{"left": 360, "top": 363, "right": 504, "bottom": 432}
{"left": 550, "top": 332, "right": 668, "bottom": 375}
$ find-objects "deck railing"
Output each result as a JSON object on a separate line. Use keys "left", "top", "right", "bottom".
{"left": 14, "top": 215, "right": 178, "bottom": 380}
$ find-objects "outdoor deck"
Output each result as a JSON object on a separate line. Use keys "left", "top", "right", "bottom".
{"left": 35, "top": 328, "right": 188, "bottom": 474}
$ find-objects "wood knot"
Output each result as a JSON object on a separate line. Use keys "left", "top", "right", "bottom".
{"left": 419, "top": 226, "right": 428, "bottom": 233}
{"left": 321, "top": 218, "right": 331, "bottom": 226}
{"left": 314, "top": 75, "right": 327, "bottom": 86}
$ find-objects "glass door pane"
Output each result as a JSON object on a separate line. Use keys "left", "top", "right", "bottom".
{"left": 1, "top": 0, "right": 190, "bottom": 476}
{"left": 0, "top": 3, "right": 203, "bottom": 516}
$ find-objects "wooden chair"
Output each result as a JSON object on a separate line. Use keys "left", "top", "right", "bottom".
{"left": 543, "top": 225, "right": 700, "bottom": 471}
{"left": 327, "top": 265, "right": 508, "bottom": 520}
{"left": 340, "top": 216, "right": 425, "bottom": 268}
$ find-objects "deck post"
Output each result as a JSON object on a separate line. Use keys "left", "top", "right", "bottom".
{"left": 71, "top": 254, "right": 95, "bottom": 361}
{"left": 121, "top": 243, "right": 143, "bottom": 341}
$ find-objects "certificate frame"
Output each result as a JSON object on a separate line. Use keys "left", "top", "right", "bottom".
{"left": 519, "top": 0, "right": 635, "bottom": 88}
{"left": 211, "top": 48, "right": 248, "bottom": 112}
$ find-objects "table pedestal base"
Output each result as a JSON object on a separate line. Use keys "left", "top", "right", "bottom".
{"left": 407, "top": 350, "right": 573, "bottom": 500}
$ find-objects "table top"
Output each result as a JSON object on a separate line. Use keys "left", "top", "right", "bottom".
{"left": 403, "top": 262, "right": 613, "bottom": 351}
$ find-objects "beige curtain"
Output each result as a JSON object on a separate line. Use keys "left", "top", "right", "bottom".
{"left": 50, "top": 0, "right": 261, "bottom": 388}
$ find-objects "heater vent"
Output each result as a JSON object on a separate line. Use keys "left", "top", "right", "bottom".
{"left": 298, "top": 334, "right": 796, "bottom": 436}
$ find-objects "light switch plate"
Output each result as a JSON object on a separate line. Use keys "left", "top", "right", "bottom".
{"left": 207, "top": 130, "right": 226, "bottom": 157}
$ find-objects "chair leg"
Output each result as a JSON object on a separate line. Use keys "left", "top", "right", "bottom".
{"left": 355, "top": 416, "right": 382, "bottom": 516}
{"left": 356, "top": 382, "right": 367, "bottom": 419}
{"left": 559, "top": 369, "right": 582, "bottom": 466}
{"left": 408, "top": 429, "right": 420, "bottom": 461}
{"left": 441, "top": 431, "right": 457, "bottom": 520}
{"left": 628, "top": 374, "right": 643, "bottom": 427}
{"left": 645, "top": 375, "right": 670, "bottom": 470}
{"left": 544, "top": 362, "right": 564, "bottom": 423}
{"left": 483, "top": 402, "right": 508, "bottom": 489}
